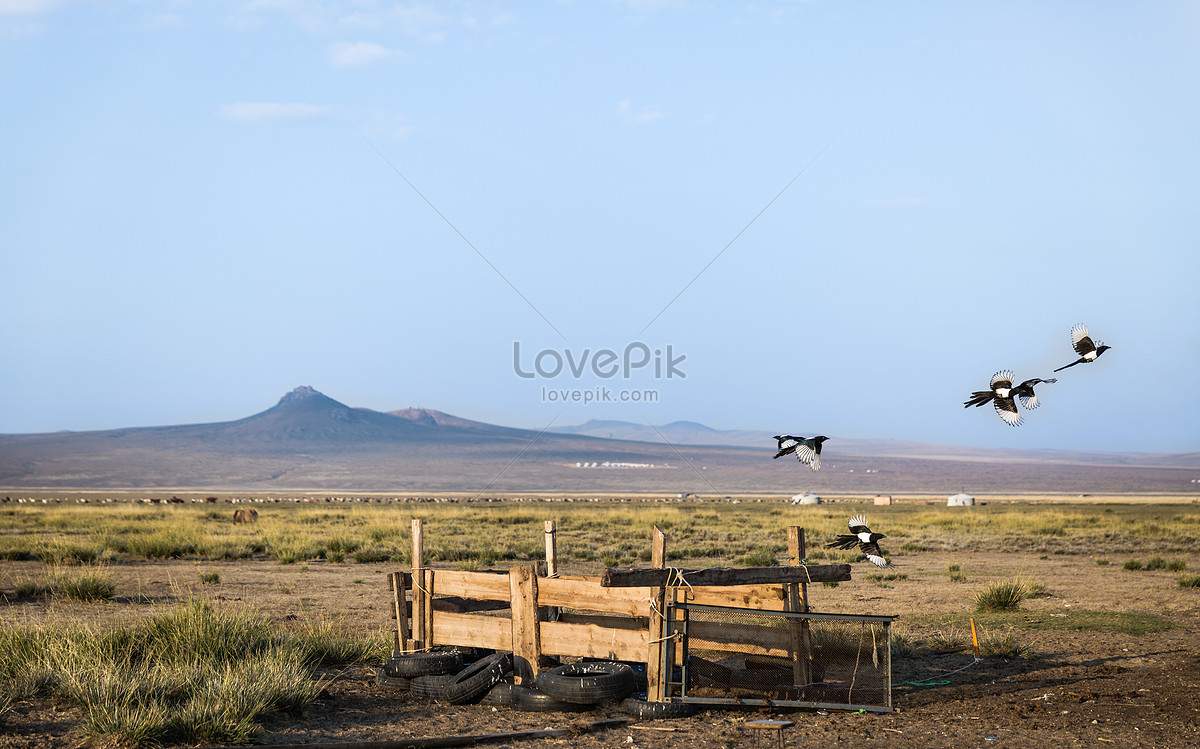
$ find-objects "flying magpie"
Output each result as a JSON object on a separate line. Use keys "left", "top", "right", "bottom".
{"left": 773, "top": 435, "right": 829, "bottom": 472}
{"left": 825, "top": 514, "right": 888, "bottom": 567}
{"left": 963, "top": 370, "right": 1024, "bottom": 426}
{"left": 1054, "top": 323, "right": 1111, "bottom": 372}
{"left": 1011, "top": 377, "right": 1057, "bottom": 411}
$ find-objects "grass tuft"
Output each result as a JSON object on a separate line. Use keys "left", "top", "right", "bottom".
{"left": 977, "top": 629, "right": 1038, "bottom": 660}
{"left": 49, "top": 566, "right": 116, "bottom": 601}
{"left": 0, "top": 596, "right": 381, "bottom": 746}
{"left": 740, "top": 548, "right": 778, "bottom": 567}
{"left": 1177, "top": 574, "right": 1200, "bottom": 589}
{"left": 974, "top": 579, "right": 1027, "bottom": 612}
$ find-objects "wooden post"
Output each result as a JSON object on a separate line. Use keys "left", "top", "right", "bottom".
{"left": 786, "top": 526, "right": 812, "bottom": 693}
{"left": 544, "top": 520, "right": 558, "bottom": 577}
{"left": 651, "top": 524, "right": 666, "bottom": 568}
{"left": 422, "top": 568, "right": 435, "bottom": 647}
{"left": 646, "top": 525, "right": 669, "bottom": 702}
{"left": 543, "top": 520, "right": 560, "bottom": 622}
{"left": 411, "top": 518, "right": 424, "bottom": 571}
{"left": 411, "top": 519, "right": 425, "bottom": 651}
{"left": 510, "top": 565, "right": 541, "bottom": 684}
{"left": 390, "top": 571, "right": 410, "bottom": 654}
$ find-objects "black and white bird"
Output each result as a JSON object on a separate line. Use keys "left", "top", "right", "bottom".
{"left": 825, "top": 514, "right": 888, "bottom": 567}
{"left": 773, "top": 435, "right": 829, "bottom": 471}
{"left": 963, "top": 370, "right": 1025, "bottom": 426}
{"left": 1054, "top": 323, "right": 1112, "bottom": 372}
{"left": 1010, "top": 377, "right": 1057, "bottom": 411}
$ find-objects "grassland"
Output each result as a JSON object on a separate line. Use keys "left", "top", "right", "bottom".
{"left": 2, "top": 497, "right": 1197, "bottom": 573}
{"left": 1, "top": 495, "right": 1198, "bottom": 747}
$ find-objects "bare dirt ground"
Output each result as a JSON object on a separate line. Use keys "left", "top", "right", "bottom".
{"left": 2, "top": 550, "right": 1199, "bottom": 748}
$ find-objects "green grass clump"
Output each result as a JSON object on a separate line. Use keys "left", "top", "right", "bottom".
{"left": 1145, "top": 556, "right": 1169, "bottom": 571}
{"left": 11, "top": 578, "right": 48, "bottom": 600}
{"left": 198, "top": 570, "right": 220, "bottom": 585}
{"left": 974, "top": 579, "right": 1027, "bottom": 612}
{"left": 352, "top": 548, "right": 391, "bottom": 564}
{"left": 1177, "top": 574, "right": 1200, "bottom": 589}
{"left": 49, "top": 567, "right": 116, "bottom": 601}
{"left": 0, "top": 597, "right": 381, "bottom": 746}
{"left": 1123, "top": 559, "right": 1144, "bottom": 571}
{"left": 37, "top": 542, "right": 102, "bottom": 565}
{"left": 1095, "top": 558, "right": 1109, "bottom": 566}
{"left": 977, "top": 629, "right": 1038, "bottom": 660}
{"left": 740, "top": 548, "right": 778, "bottom": 567}
{"left": 899, "top": 542, "right": 925, "bottom": 552}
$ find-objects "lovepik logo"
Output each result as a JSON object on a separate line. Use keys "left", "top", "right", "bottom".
{"left": 513, "top": 342, "right": 686, "bottom": 380}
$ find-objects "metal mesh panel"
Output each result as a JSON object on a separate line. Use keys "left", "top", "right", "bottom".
{"left": 666, "top": 604, "right": 893, "bottom": 712}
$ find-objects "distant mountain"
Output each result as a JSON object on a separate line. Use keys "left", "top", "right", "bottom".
{"left": 0, "top": 387, "right": 1195, "bottom": 492}
{"left": 552, "top": 419, "right": 772, "bottom": 448}
{"left": 551, "top": 420, "right": 1199, "bottom": 470}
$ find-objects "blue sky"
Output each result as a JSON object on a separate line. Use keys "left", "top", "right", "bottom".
{"left": 2, "top": 1, "right": 1198, "bottom": 454}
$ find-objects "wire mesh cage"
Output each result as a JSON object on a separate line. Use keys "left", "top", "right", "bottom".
{"left": 664, "top": 603, "right": 895, "bottom": 712}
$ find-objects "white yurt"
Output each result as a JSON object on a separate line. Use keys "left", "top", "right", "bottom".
{"left": 791, "top": 492, "right": 821, "bottom": 505}
{"left": 947, "top": 492, "right": 976, "bottom": 507}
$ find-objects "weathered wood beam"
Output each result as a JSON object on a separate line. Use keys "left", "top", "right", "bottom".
{"left": 602, "top": 564, "right": 851, "bottom": 588}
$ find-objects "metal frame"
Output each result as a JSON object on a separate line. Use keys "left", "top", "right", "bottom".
{"left": 662, "top": 602, "right": 896, "bottom": 713}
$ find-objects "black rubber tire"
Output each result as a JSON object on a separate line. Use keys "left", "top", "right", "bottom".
{"left": 410, "top": 673, "right": 456, "bottom": 700}
{"left": 619, "top": 695, "right": 696, "bottom": 719}
{"left": 443, "top": 652, "right": 513, "bottom": 705}
{"left": 511, "top": 685, "right": 593, "bottom": 713}
{"left": 385, "top": 651, "right": 463, "bottom": 678}
{"left": 374, "top": 668, "right": 411, "bottom": 690}
{"left": 481, "top": 680, "right": 515, "bottom": 706}
{"left": 535, "top": 661, "right": 635, "bottom": 705}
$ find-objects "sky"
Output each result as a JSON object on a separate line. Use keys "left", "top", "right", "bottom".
{"left": 1, "top": 1, "right": 1198, "bottom": 454}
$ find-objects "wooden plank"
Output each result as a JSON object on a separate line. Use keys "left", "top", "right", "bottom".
{"left": 390, "top": 571, "right": 409, "bottom": 654}
{"left": 540, "top": 619, "right": 651, "bottom": 661}
{"left": 537, "top": 577, "right": 652, "bottom": 618}
{"left": 422, "top": 568, "right": 435, "bottom": 647}
{"left": 646, "top": 586, "right": 669, "bottom": 701}
{"left": 603, "top": 564, "right": 851, "bottom": 588}
{"left": 430, "top": 611, "right": 512, "bottom": 651}
{"left": 428, "top": 569, "right": 511, "bottom": 602}
{"left": 688, "top": 585, "right": 787, "bottom": 611}
{"left": 509, "top": 565, "right": 541, "bottom": 684}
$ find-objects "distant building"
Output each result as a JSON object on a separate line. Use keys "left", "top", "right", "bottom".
{"left": 791, "top": 492, "right": 821, "bottom": 505}
{"left": 947, "top": 492, "right": 975, "bottom": 507}
{"left": 873, "top": 495, "right": 893, "bottom": 506}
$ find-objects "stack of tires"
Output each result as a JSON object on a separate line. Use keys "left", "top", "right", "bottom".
{"left": 377, "top": 649, "right": 513, "bottom": 706}
{"left": 377, "top": 651, "right": 693, "bottom": 718}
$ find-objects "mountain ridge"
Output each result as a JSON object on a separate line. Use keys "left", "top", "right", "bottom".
{"left": 0, "top": 387, "right": 1195, "bottom": 492}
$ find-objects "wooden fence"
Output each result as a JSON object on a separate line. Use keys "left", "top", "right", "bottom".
{"left": 389, "top": 519, "right": 852, "bottom": 701}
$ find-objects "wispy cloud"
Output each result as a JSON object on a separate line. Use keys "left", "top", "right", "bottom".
{"left": 218, "top": 101, "right": 329, "bottom": 122}
{"left": 867, "top": 196, "right": 928, "bottom": 208}
{"left": 616, "top": 99, "right": 665, "bottom": 125}
{"left": 327, "top": 40, "right": 402, "bottom": 67}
